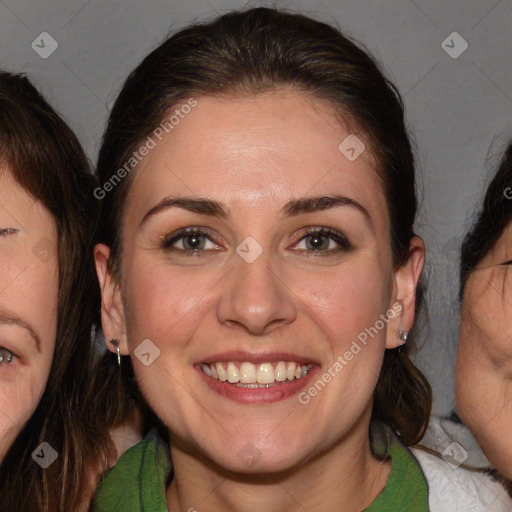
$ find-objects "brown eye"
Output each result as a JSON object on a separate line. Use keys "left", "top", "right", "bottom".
{"left": 160, "top": 227, "right": 222, "bottom": 256}
{"left": 294, "top": 227, "right": 354, "bottom": 255}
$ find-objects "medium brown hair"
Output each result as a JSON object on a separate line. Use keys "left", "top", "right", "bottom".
{"left": 94, "top": 7, "right": 431, "bottom": 445}
{"left": 0, "top": 72, "right": 114, "bottom": 511}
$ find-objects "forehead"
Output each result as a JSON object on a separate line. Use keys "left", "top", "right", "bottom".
{"left": 0, "top": 164, "right": 56, "bottom": 235}
{"left": 126, "top": 90, "right": 387, "bottom": 224}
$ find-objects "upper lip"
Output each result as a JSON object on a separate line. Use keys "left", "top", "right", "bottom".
{"left": 196, "top": 351, "right": 317, "bottom": 365}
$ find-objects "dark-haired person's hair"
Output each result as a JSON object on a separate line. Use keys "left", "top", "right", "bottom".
{"left": 0, "top": 72, "right": 127, "bottom": 511}
{"left": 460, "top": 141, "right": 512, "bottom": 300}
{"left": 94, "top": 6, "right": 431, "bottom": 446}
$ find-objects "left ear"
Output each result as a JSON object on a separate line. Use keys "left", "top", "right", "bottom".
{"left": 386, "top": 235, "right": 425, "bottom": 349}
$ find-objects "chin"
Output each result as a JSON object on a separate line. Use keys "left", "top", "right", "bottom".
{"left": 213, "top": 451, "right": 302, "bottom": 476}
{"left": 202, "top": 436, "right": 309, "bottom": 476}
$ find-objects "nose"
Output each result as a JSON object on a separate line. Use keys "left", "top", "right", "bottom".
{"left": 216, "top": 249, "right": 297, "bottom": 335}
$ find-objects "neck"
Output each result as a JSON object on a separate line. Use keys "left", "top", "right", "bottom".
{"left": 165, "top": 411, "right": 391, "bottom": 512}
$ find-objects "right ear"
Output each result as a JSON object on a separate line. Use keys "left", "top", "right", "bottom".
{"left": 94, "top": 243, "right": 128, "bottom": 355}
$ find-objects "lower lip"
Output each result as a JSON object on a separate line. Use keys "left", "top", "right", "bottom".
{"left": 195, "top": 365, "right": 319, "bottom": 403}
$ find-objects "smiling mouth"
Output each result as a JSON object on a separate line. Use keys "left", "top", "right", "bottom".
{"left": 199, "top": 361, "right": 313, "bottom": 387}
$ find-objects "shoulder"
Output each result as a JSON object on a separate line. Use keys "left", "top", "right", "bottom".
{"left": 365, "top": 423, "right": 429, "bottom": 511}
{"left": 92, "top": 428, "right": 171, "bottom": 512}
{"left": 411, "top": 447, "right": 512, "bottom": 511}
{"left": 109, "top": 423, "right": 144, "bottom": 465}
{"left": 386, "top": 431, "right": 430, "bottom": 508}
{"left": 410, "top": 414, "right": 512, "bottom": 512}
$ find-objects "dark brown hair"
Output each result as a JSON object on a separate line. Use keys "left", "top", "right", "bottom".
{"left": 460, "top": 140, "right": 512, "bottom": 299}
{"left": 0, "top": 72, "right": 116, "bottom": 511}
{"left": 94, "top": 7, "right": 431, "bottom": 445}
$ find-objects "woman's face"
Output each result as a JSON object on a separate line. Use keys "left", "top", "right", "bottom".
{"left": 96, "top": 90, "right": 422, "bottom": 473}
{"left": 0, "top": 167, "right": 58, "bottom": 460}
{"left": 457, "top": 220, "right": 512, "bottom": 479}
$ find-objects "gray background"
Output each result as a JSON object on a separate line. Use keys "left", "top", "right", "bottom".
{"left": 1, "top": 0, "right": 511, "bottom": 416}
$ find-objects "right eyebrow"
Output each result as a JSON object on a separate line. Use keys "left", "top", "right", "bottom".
{"left": 0, "top": 311, "right": 41, "bottom": 353}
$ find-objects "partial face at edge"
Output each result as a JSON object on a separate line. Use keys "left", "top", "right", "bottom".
{"left": 457, "top": 220, "right": 512, "bottom": 479}
{"left": 96, "top": 90, "right": 422, "bottom": 473}
{"left": 0, "top": 166, "right": 58, "bottom": 460}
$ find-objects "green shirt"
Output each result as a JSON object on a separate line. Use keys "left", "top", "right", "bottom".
{"left": 93, "top": 425, "right": 429, "bottom": 511}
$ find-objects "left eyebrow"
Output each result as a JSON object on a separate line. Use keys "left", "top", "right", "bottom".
{"left": 140, "top": 194, "right": 372, "bottom": 228}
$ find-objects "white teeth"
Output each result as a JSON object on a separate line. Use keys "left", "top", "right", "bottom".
{"left": 275, "top": 361, "right": 287, "bottom": 381}
{"left": 201, "top": 361, "right": 313, "bottom": 384}
{"left": 216, "top": 362, "right": 227, "bottom": 381}
{"left": 286, "top": 362, "right": 295, "bottom": 381}
{"left": 257, "top": 363, "right": 275, "bottom": 384}
{"left": 227, "top": 362, "right": 239, "bottom": 383}
{"left": 240, "top": 362, "right": 256, "bottom": 383}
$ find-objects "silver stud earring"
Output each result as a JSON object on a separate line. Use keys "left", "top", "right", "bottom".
{"left": 110, "top": 338, "right": 121, "bottom": 367}
{"left": 397, "top": 330, "right": 408, "bottom": 343}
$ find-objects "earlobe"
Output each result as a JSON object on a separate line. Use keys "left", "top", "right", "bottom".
{"left": 385, "top": 236, "right": 425, "bottom": 349}
{"left": 385, "top": 299, "right": 408, "bottom": 349}
{"left": 93, "top": 243, "right": 129, "bottom": 355}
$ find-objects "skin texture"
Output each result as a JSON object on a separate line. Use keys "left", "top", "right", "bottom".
{"left": 457, "top": 221, "right": 512, "bottom": 480}
{"left": 95, "top": 90, "right": 425, "bottom": 512}
{"left": 0, "top": 167, "right": 58, "bottom": 460}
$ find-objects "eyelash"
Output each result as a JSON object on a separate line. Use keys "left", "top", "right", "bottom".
{"left": 160, "top": 226, "right": 353, "bottom": 257}
{"left": 0, "top": 347, "right": 15, "bottom": 364}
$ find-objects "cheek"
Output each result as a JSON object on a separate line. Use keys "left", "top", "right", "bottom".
{"left": 299, "top": 263, "right": 391, "bottom": 394}
{"left": 0, "top": 266, "right": 57, "bottom": 457}
{"left": 462, "top": 281, "right": 512, "bottom": 357}
{"left": 0, "top": 364, "right": 50, "bottom": 458}
{"left": 123, "top": 258, "right": 218, "bottom": 349}
{"left": 302, "top": 264, "right": 391, "bottom": 346}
